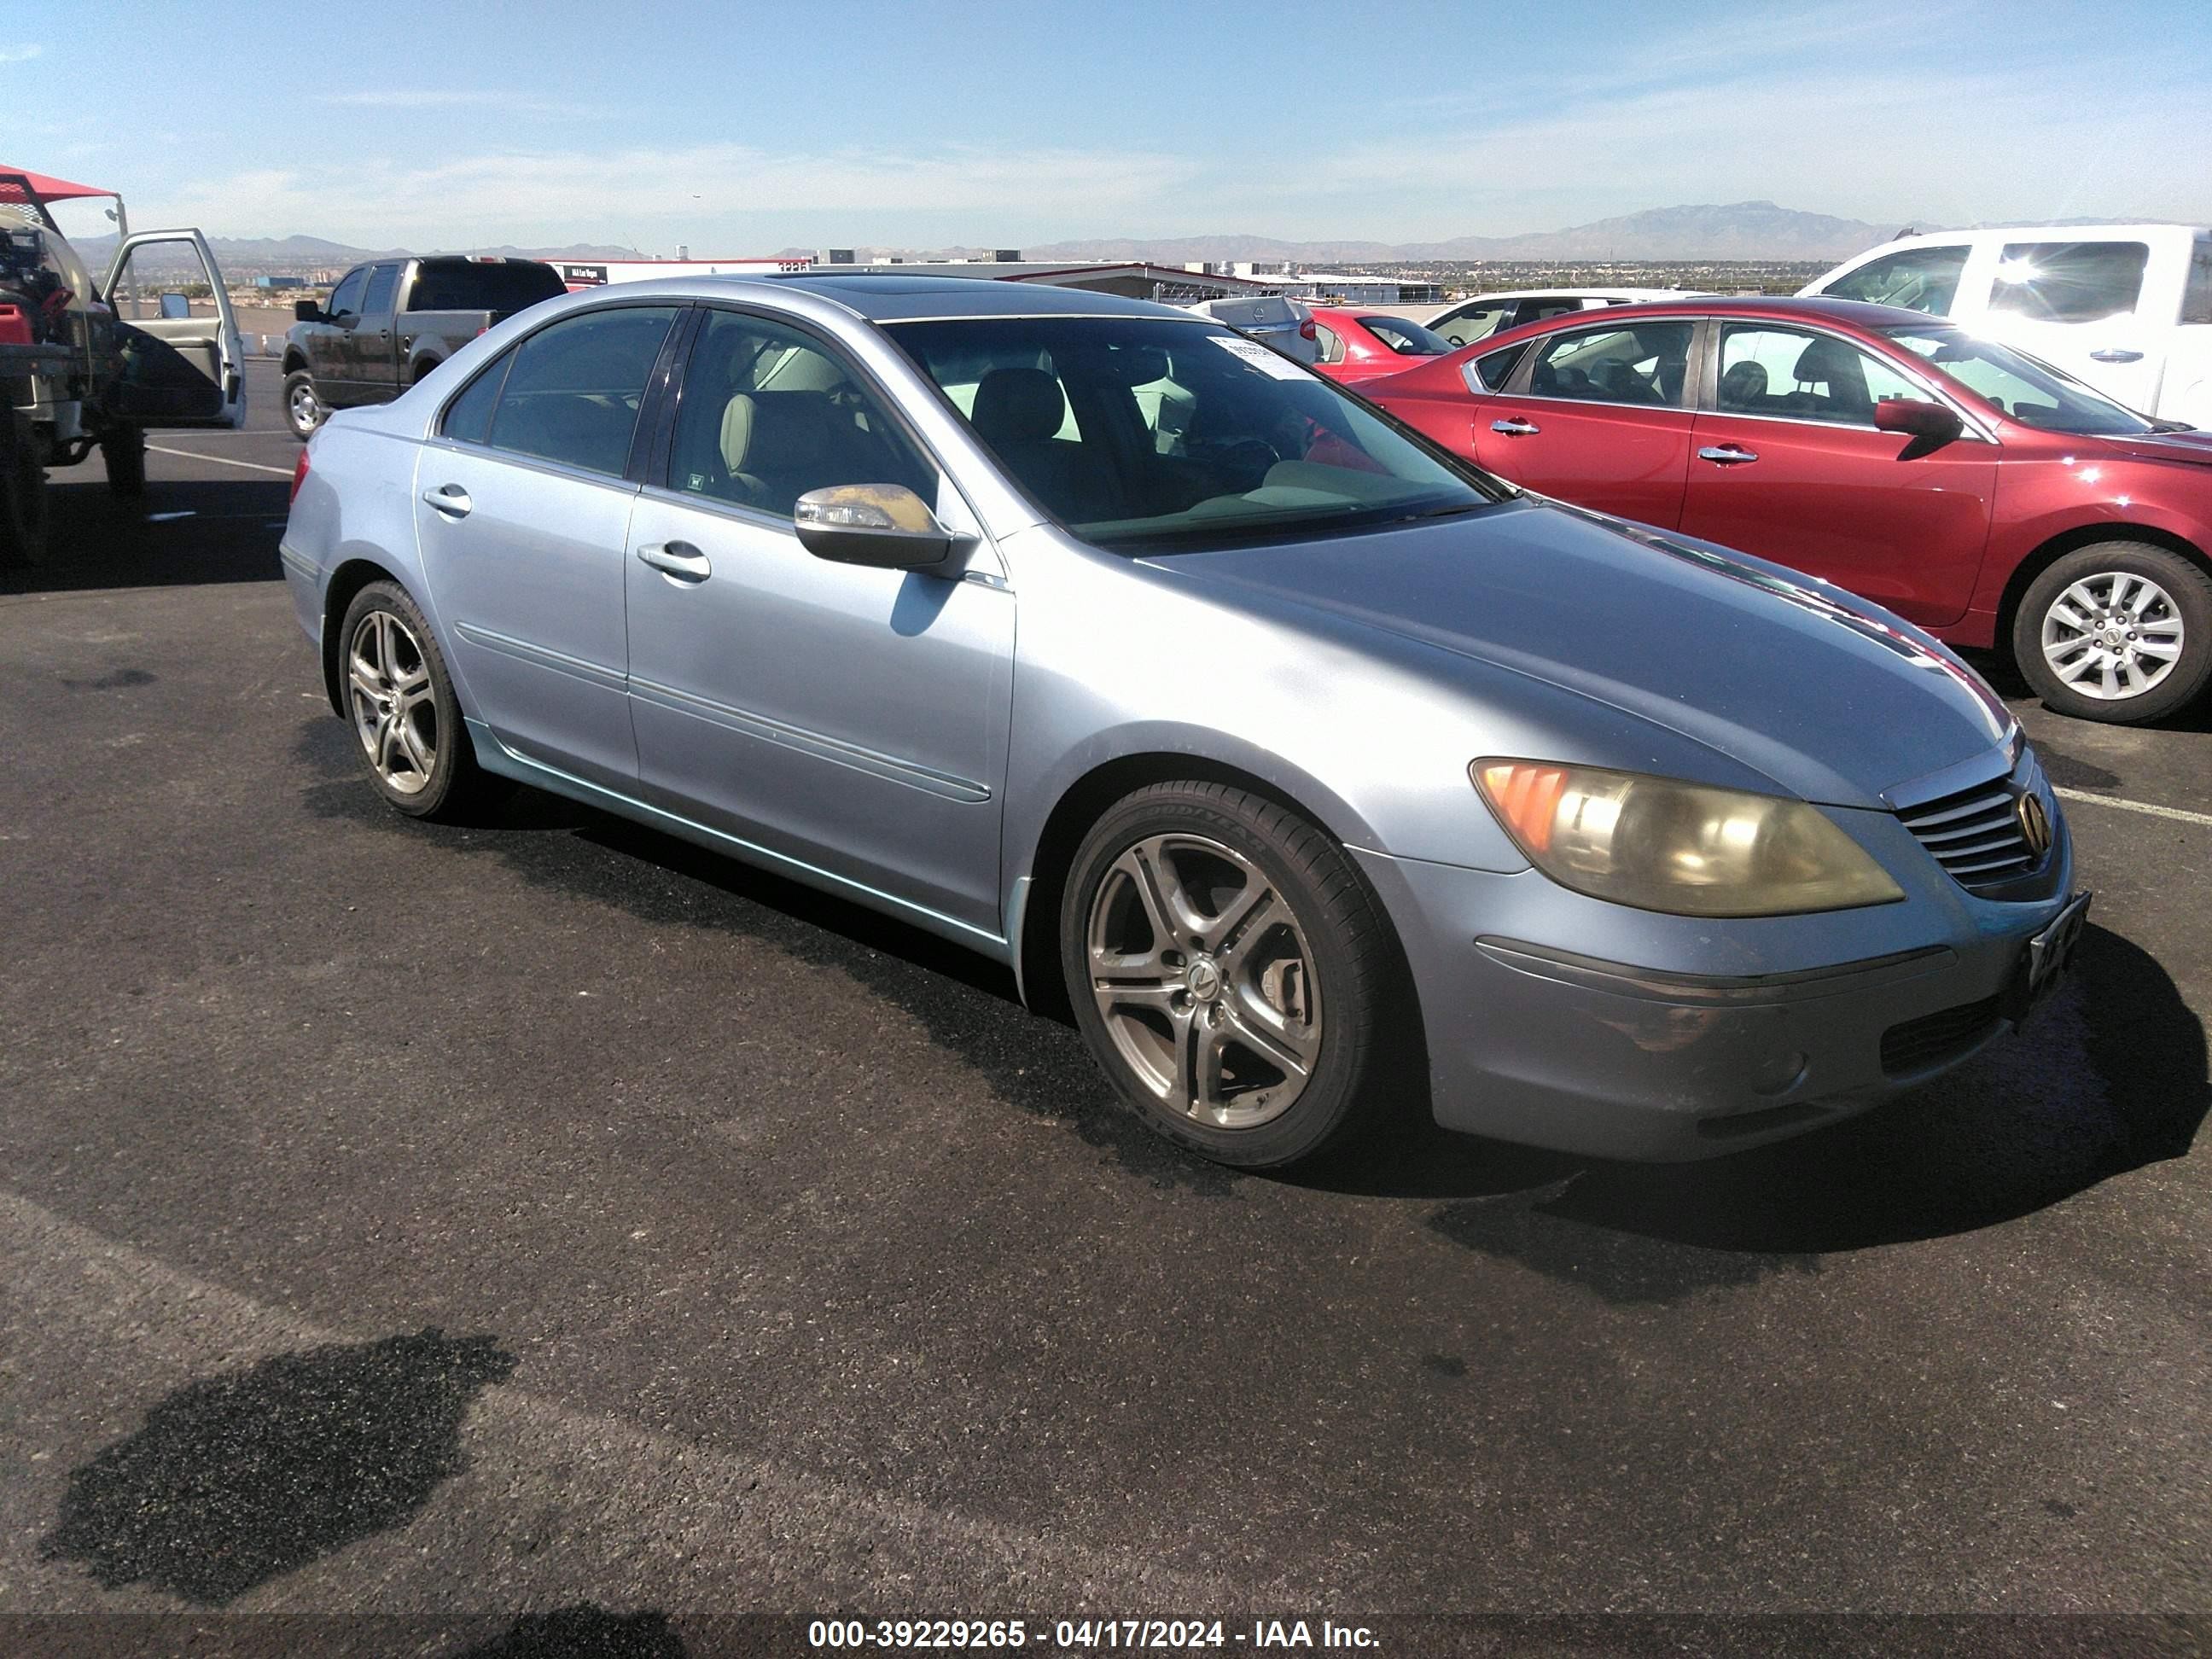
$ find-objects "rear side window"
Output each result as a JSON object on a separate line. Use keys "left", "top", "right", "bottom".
{"left": 1525, "top": 321, "right": 1695, "bottom": 407}
{"left": 1820, "top": 244, "right": 1969, "bottom": 315}
{"left": 484, "top": 306, "right": 680, "bottom": 478}
{"left": 2183, "top": 239, "right": 2212, "bottom": 326}
{"left": 440, "top": 352, "right": 509, "bottom": 445}
{"left": 406, "top": 259, "right": 568, "bottom": 316}
{"left": 1990, "top": 242, "right": 2150, "bottom": 323}
{"left": 1470, "top": 341, "right": 1531, "bottom": 391}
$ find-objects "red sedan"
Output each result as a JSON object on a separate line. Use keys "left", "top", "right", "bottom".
{"left": 1309, "top": 307, "right": 1457, "bottom": 385}
{"left": 1363, "top": 296, "right": 2212, "bottom": 724}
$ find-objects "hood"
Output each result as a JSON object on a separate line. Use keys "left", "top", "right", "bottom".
{"left": 2082, "top": 425, "right": 2212, "bottom": 469}
{"left": 1144, "top": 500, "right": 2016, "bottom": 810}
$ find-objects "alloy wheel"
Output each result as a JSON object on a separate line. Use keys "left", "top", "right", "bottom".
{"left": 289, "top": 382, "right": 321, "bottom": 432}
{"left": 1085, "top": 832, "right": 1321, "bottom": 1130}
{"left": 2040, "top": 571, "right": 2186, "bottom": 701}
{"left": 347, "top": 609, "right": 438, "bottom": 795}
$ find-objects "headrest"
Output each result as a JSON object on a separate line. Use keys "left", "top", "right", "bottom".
{"left": 719, "top": 393, "right": 755, "bottom": 474}
{"left": 970, "top": 367, "right": 1065, "bottom": 446}
{"left": 1792, "top": 335, "right": 1860, "bottom": 387}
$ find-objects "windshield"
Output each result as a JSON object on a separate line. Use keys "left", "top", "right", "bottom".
{"left": 1355, "top": 314, "right": 1455, "bottom": 356}
{"left": 884, "top": 315, "right": 1505, "bottom": 551}
{"left": 1884, "top": 326, "right": 2154, "bottom": 435}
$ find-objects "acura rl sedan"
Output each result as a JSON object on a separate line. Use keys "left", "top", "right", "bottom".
{"left": 280, "top": 275, "right": 2087, "bottom": 1168}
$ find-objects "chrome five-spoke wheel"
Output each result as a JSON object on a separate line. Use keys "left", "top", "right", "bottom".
{"left": 1086, "top": 832, "right": 1321, "bottom": 1130}
{"left": 347, "top": 608, "right": 439, "bottom": 795}
{"left": 2040, "top": 569, "right": 2185, "bottom": 702}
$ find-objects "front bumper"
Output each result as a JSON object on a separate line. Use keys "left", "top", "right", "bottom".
{"left": 1353, "top": 802, "right": 2076, "bottom": 1161}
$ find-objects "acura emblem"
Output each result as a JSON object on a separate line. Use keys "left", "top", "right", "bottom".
{"left": 2017, "top": 792, "right": 2052, "bottom": 859}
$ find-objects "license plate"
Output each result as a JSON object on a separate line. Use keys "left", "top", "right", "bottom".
{"left": 2018, "top": 891, "right": 2091, "bottom": 1016}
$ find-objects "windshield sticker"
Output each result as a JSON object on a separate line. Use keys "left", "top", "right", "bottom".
{"left": 1210, "top": 335, "right": 1309, "bottom": 381}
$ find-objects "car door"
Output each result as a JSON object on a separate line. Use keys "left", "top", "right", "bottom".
{"left": 345, "top": 261, "right": 404, "bottom": 400}
{"left": 412, "top": 301, "right": 684, "bottom": 791}
{"left": 622, "top": 305, "right": 1014, "bottom": 934}
{"left": 1471, "top": 317, "right": 1698, "bottom": 527}
{"left": 1679, "top": 321, "right": 1997, "bottom": 628}
{"left": 100, "top": 230, "right": 246, "bottom": 428}
{"left": 1976, "top": 238, "right": 2163, "bottom": 412}
{"left": 315, "top": 265, "right": 368, "bottom": 402}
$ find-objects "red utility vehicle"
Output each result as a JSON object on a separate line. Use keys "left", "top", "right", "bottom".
{"left": 1308, "top": 307, "right": 1456, "bottom": 385}
{"left": 1362, "top": 296, "right": 2212, "bottom": 724}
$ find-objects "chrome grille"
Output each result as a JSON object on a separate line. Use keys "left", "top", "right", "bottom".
{"left": 1896, "top": 757, "right": 2048, "bottom": 894}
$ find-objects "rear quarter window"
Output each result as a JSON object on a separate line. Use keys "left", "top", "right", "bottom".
{"left": 1470, "top": 342, "right": 1531, "bottom": 391}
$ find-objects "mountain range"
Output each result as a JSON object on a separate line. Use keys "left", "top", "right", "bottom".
{"left": 67, "top": 201, "right": 2202, "bottom": 277}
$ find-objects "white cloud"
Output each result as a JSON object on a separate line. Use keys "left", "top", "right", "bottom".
{"left": 159, "top": 143, "right": 1200, "bottom": 244}
{"left": 321, "top": 89, "right": 608, "bottom": 116}
{"left": 0, "top": 44, "right": 44, "bottom": 63}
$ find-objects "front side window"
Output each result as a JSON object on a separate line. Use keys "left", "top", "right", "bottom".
{"left": 888, "top": 315, "right": 1505, "bottom": 552}
{"left": 1888, "top": 326, "right": 2151, "bottom": 435}
{"left": 1819, "top": 244, "right": 1970, "bottom": 315}
{"left": 1510, "top": 299, "right": 1584, "bottom": 331}
{"left": 1526, "top": 321, "right": 1694, "bottom": 407}
{"left": 1990, "top": 242, "right": 2150, "bottom": 323}
{"left": 361, "top": 263, "right": 400, "bottom": 317}
{"left": 1714, "top": 324, "right": 1920, "bottom": 425}
{"left": 1357, "top": 315, "right": 1453, "bottom": 357}
{"left": 484, "top": 305, "right": 679, "bottom": 477}
{"left": 668, "top": 309, "right": 936, "bottom": 516}
{"left": 327, "top": 266, "right": 367, "bottom": 318}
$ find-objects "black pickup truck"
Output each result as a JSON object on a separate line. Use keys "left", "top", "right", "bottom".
{"left": 279, "top": 255, "right": 566, "bottom": 438}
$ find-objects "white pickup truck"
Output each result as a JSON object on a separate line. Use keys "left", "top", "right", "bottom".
{"left": 1801, "top": 223, "right": 2212, "bottom": 425}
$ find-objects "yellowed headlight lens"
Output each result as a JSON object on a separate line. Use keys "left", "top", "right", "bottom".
{"left": 1472, "top": 760, "right": 1905, "bottom": 917}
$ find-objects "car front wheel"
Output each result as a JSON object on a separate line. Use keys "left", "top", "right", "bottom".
{"left": 283, "top": 370, "right": 325, "bottom": 440}
{"left": 1059, "top": 781, "right": 1413, "bottom": 1168}
{"left": 2015, "top": 543, "right": 2212, "bottom": 724}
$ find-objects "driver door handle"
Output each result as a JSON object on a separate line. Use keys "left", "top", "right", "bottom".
{"left": 1697, "top": 445, "right": 1759, "bottom": 466}
{"left": 1491, "top": 417, "right": 1541, "bottom": 436}
{"left": 637, "top": 540, "right": 712, "bottom": 583}
{"left": 421, "top": 484, "right": 472, "bottom": 517}
{"left": 2088, "top": 347, "right": 2144, "bottom": 364}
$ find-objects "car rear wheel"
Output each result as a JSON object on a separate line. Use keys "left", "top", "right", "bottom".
{"left": 283, "top": 370, "right": 324, "bottom": 440}
{"left": 1059, "top": 781, "right": 1412, "bottom": 1168}
{"left": 2015, "top": 543, "right": 2212, "bottom": 724}
{"left": 100, "top": 422, "right": 145, "bottom": 497}
{"left": 336, "top": 581, "right": 504, "bottom": 819}
{"left": 0, "top": 414, "right": 49, "bottom": 568}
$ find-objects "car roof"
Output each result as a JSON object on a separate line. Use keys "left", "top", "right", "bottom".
{"left": 1475, "top": 294, "right": 1947, "bottom": 346}
{"left": 1448, "top": 288, "right": 1695, "bottom": 303}
{"left": 695, "top": 271, "right": 1190, "bottom": 323}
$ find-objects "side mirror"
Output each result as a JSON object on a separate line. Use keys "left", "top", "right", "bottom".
{"left": 158, "top": 292, "right": 193, "bottom": 320}
{"left": 294, "top": 299, "right": 325, "bottom": 323}
{"left": 1873, "top": 398, "right": 1963, "bottom": 442}
{"left": 793, "top": 484, "right": 956, "bottom": 570}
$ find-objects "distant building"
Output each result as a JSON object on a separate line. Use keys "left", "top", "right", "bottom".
{"left": 826, "top": 248, "right": 855, "bottom": 265}
{"left": 807, "top": 259, "right": 1281, "bottom": 303}
{"left": 253, "top": 274, "right": 306, "bottom": 289}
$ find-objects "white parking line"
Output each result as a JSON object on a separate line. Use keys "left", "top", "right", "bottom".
{"left": 145, "top": 445, "right": 295, "bottom": 477}
{"left": 2056, "top": 787, "right": 2212, "bottom": 829}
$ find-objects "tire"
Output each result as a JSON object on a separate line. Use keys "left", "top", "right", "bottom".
{"left": 100, "top": 422, "right": 146, "bottom": 498}
{"left": 335, "top": 580, "right": 504, "bottom": 820}
{"left": 283, "top": 369, "right": 325, "bottom": 440}
{"left": 410, "top": 358, "right": 441, "bottom": 387}
{"left": 0, "top": 415, "right": 49, "bottom": 568}
{"left": 1059, "top": 781, "right": 1414, "bottom": 1169}
{"left": 2014, "top": 543, "right": 2212, "bottom": 725}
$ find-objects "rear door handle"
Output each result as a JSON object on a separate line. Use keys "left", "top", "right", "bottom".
{"left": 1697, "top": 445, "right": 1759, "bottom": 466}
{"left": 637, "top": 540, "right": 712, "bottom": 583}
{"left": 421, "top": 484, "right": 472, "bottom": 517}
{"left": 1491, "top": 417, "right": 1540, "bottom": 436}
{"left": 2088, "top": 347, "right": 2144, "bottom": 364}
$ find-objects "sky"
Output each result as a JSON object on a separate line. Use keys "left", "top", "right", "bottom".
{"left": 8, "top": 0, "right": 2210, "bottom": 253}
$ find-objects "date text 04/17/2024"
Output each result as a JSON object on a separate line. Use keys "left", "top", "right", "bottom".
{"left": 806, "top": 1619, "right": 1381, "bottom": 1650}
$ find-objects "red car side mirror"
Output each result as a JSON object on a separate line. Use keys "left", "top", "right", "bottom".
{"left": 1873, "top": 399, "right": 1964, "bottom": 442}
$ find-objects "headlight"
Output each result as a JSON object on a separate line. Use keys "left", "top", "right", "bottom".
{"left": 1472, "top": 760, "right": 1904, "bottom": 917}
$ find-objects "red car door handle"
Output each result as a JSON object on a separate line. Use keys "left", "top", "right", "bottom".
{"left": 1491, "top": 417, "right": 1540, "bottom": 436}
{"left": 1698, "top": 445, "right": 1759, "bottom": 465}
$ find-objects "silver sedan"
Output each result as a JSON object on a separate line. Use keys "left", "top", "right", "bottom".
{"left": 280, "top": 274, "right": 2087, "bottom": 1168}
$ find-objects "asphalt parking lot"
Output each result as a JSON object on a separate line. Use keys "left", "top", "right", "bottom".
{"left": 2, "top": 361, "right": 2207, "bottom": 1646}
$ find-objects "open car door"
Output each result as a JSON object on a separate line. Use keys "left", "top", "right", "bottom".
{"left": 101, "top": 230, "right": 246, "bottom": 428}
